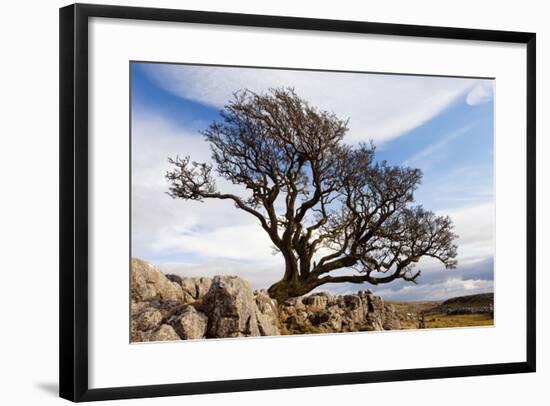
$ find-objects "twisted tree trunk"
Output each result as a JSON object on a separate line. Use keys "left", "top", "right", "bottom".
{"left": 267, "top": 277, "right": 318, "bottom": 303}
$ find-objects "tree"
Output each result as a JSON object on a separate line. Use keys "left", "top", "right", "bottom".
{"left": 166, "top": 88, "right": 458, "bottom": 302}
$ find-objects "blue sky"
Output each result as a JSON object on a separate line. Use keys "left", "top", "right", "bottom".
{"left": 131, "top": 62, "right": 495, "bottom": 301}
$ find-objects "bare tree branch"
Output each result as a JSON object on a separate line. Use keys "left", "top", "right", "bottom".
{"left": 165, "top": 88, "right": 458, "bottom": 301}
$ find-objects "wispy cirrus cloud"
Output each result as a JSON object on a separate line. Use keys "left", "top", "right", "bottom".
{"left": 141, "top": 63, "right": 489, "bottom": 144}
{"left": 466, "top": 81, "right": 495, "bottom": 106}
{"left": 402, "top": 124, "right": 474, "bottom": 169}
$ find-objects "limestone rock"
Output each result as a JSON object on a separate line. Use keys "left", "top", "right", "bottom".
{"left": 129, "top": 258, "right": 403, "bottom": 339}
{"left": 203, "top": 276, "right": 280, "bottom": 338}
{"left": 179, "top": 277, "right": 213, "bottom": 303}
{"left": 382, "top": 304, "right": 401, "bottom": 330}
{"left": 279, "top": 289, "right": 401, "bottom": 334}
{"left": 168, "top": 305, "right": 208, "bottom": 340}
{"left": 285, "top": 297, "right": 306, "bottom": 311}
{"left": 303, "top": 292, "right": 330, "bottom": 311}
{"left": 149, "top": 324, "right": 181, "bottom": 341}
{"left": 203, "top": 275, "right": 260, "bottom": 337}
{"left": 132, "top": 307, "right": 163, "bottom": 332}
{"left": 131, "top": 258, "right": 183, "bottom": 302}
{"left": 254, "top": 290, "right": 280, "bottom": 336}
{"left": 131, "top": 323, "right": 181, "bottom": 342}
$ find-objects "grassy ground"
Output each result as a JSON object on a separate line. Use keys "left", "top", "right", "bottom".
{"left": 389, "top": 293, "right": 494, "bottom": 329}
{"left": 386, "top": 300, "right": 441, "bottom": 314}
{"left": 400, "top": 313, "right": 494, "bottom": 329}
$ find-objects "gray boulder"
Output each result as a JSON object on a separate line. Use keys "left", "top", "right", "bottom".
{"left": 131, "top": 323, "right": 181, "bottom": 342}
{"left": 131, "top": 258, "right": 183, "bottom": 302}
{"left": 132, "top": 307, "right": 163, "bottom": 332}
{"left": 149, "top": 324, "right": 181, "bottom": 341}
{"left": 168, "top": 305, "right": 208, "bottom": 340}
{"left": 203, "top": 276, "right": 280, "bottom": 338}
{"left": 255, "top": 290, "right": 280, "bottom": 336}
{"left": 382, "top": 304, "right": 401, "bottom": 330}
{"left": 303, "top": 292, "right": 331, "bottom": 311}
{"left": 279, "top": 289, "right": 402, "bottom": 333}
{"left": 173, "top": 276, "right": 213, "bottom": 303}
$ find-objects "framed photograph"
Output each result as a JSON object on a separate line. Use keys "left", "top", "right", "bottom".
{"left": 59, "top": 3, "right": 536, "bottom": 402}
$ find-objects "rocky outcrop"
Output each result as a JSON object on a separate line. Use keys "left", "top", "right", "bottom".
{"left": 148, "top": 324, "right": 181, "bottom": 342}
{"left": 202, "top": 276, "right": 281, "bottom": 338}
{"left": 254, "top": 290, "right": 280, "bottom": 336}
{"left": 131, "top": 260, "right": 281, "bottom": 342}
{"left": 130, "top": 258, "right": 402, "bottom": 342}
{"left": 131, "top": 303, "right": 181, "bottom": 342}
{"left": 202, "top": 275, "right": 259, "bottom": 337}
{"left": 167, "top": 275, "right": 212, "bottom": 304}
{"left": 168, "top": 306, "right": 208, "bottom": 339}
{"left": 132, "top": 307, "right": 163, "bottom": 332}
{"left": 381, "top": 304, "right": 401, "bottom": 330}
{"left": 303, "top": 292, "right": 330, "bottom": 311}
{"left": 279, "top": 290, "right": 401, "bottom": 334}
{"left": 131, "top": 258, "right": 183, "bottom": 302}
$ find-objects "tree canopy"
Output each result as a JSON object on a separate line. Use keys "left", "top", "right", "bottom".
{"left": 166, "top": 88, "right": 458, "bottom": 302}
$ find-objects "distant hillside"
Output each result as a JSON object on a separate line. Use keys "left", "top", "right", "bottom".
{"left": 433, "top": 292, "right": 494, "bottom": 317}
{"left": 440, "top": 293, "right": 494, "bottom": 309}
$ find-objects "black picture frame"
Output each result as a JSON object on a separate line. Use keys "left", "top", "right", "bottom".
{"left": 59, "top": 3, "right": 536, "bottom": 402}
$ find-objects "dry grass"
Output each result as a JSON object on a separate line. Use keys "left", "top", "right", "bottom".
{"left": 400, "top": 313, "right": 494, "bottom": 329}
{"left": 399, "top": 319, "right": 421, "bottom": 329}
{"left": 423, "top": 313, "right": 494, "bottom": 328}
{"left": 388, "top": 294, "right": 493, "bottom": 330}
{"left": 386, "top": 300, "right": 441, "bottom": 314}
{"left": 280, "top": 321, "right": 324, "bottom": 335}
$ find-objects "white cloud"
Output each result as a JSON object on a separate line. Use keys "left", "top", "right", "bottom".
{"left": 466, "top": 81, "right": 494, "bottom": 106}
{"left": 437, "top": 203, "right": 495, "bottom": 265}
{"left": 151, "top": 223, "right": 277, "bottom": 262}
{"left": 372, "top": 277, "right": 494, "bottom": 301}
{"left": 131, "top": 113, "right": 272, "bottom": 263}
{"left": 142, "top": 64, "right": 488, "bottom": 144}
